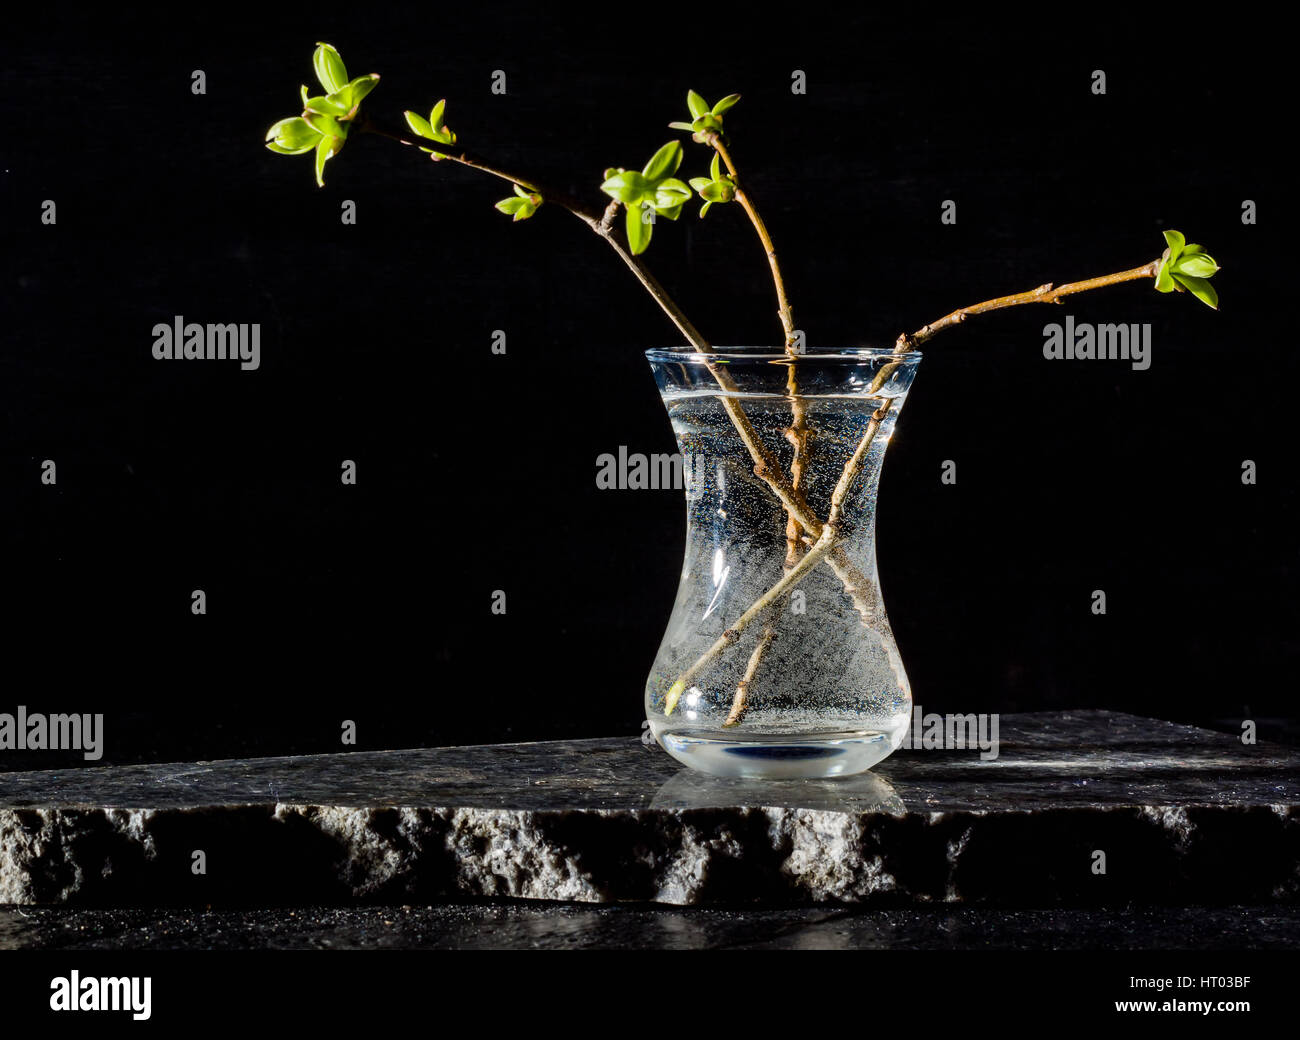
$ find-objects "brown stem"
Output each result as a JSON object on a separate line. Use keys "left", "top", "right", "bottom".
{"left": 705, "top": 133, "right": 810, "bottom": 724}
{"left": 669, "top": 257, "right": 1166, "bottom": 714}
{"left": 705, "top": 134, "right": 798, "bottom": 348}
{"left": 897, "top": 261, "right": 1161, "bottom": 351}
{"left": 358, "top": 117, "right": 833, "bottom": 539}
{"left": 726, "top": 626, "right": 775, "bottom": 728}
{"left": 357, "top": 117, "right": 712, "bottom": 349}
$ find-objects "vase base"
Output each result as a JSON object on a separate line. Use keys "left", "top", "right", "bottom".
{"left": 656, "top": 728, "right": 896, "bottom": 780}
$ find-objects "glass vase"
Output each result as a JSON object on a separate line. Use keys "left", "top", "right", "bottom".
{"left": 644, "top": 347, "right": 921, "bottom": 779}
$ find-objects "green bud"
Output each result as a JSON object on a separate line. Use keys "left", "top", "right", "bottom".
{"left": 430, "top": 99, "right": 449, "bottom": 135}
{"left": 699, "top": 180, "right": 735, "bottom": 203}
{"left": 265, "top": 116, "right": 323, "bottom": 155}
{"left": 1154, "top": 230, "right": 1220, "bottom": 309}
{"left": 690, "top": 113, "right": 722, "bottom": 136}
{"left": 314, "top": 43, "right": 348, "bottom": 95}
{"left": 495, "top": 192, "right": 540, "bottom": 221}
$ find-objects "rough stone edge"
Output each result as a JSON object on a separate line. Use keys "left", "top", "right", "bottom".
{"left": 2, "top": 801, "right": 1296, "bottom": 907}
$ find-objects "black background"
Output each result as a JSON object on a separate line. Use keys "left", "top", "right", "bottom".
{"left": 2, "top": 5, "right": 1292, "bottom": 767}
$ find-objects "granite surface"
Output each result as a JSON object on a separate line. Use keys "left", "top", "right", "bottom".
{"left": 3, "top": 903, "right": 1296, "bottom": 950}
{"left": 1, "top": 711, "right": 1297, "bottom": 906}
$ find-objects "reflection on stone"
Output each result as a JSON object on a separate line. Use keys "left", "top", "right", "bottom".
{"left": 652, "top": 767, "right": 905, "bottom": 815}
{"left": 0, "top": 711, "right": 1295, "bottom": 906}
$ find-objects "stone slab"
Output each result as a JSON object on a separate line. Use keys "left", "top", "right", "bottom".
{"left": 3, "top": 903, "right": 1296, "bottom": 951}
{"left": 1, "top": 711, "right": 1297, "bottom": 905}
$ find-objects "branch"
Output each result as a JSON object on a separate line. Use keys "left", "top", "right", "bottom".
{"left": 896, "top": 260, "right": 1161, "bottom": 351}
{"left": 666, "top": 256, "right": 1168, "bottom": 718}
{"left": 705, "top": 133, "right": 797, "bottom": 348}
{"left": 664, "top": 522, "right": 840, "bottom": 714}
{"left": 357, "top": 117, "right": 853, "bottom": 590}
{"left": 358, "top": 116, "right": 712, "bottom": 349}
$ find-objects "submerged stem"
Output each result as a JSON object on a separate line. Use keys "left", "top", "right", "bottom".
{"left": 666, "top": 256, "right": 1167, "bottom": 719}
{"left": 704, "top": 133, "right": 815, "bottom": 723}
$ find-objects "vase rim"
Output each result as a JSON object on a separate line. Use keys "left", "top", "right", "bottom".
{"left": 645, "top": 346, "right": 922, "bottom": 362}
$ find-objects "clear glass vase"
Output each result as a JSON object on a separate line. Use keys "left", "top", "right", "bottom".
{"left": 644, "top": 347, "right": 921, "bottom": 779}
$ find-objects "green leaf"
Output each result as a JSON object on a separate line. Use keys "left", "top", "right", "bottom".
{"left": 653, "top": 202, "right": 684, "bottom": 221}
{"left": 1154, "top": 261, "right": 1176, "bottom": 293}
{"left": 699, "top": 200, "right": 714, "bottom": 218}
{"left": 626, "top": 202, "right": 653, "bottom": 254}
{"left": 1173, "top": 253, "right": 1220, "bottom": 278}
{"left": 668, "top": 121, "right": 694, "bottom": 131}
{"left": 700, "top": 180, "right": 730, "bottom": 203}
{"left": 266, "top": 117, "right": 323, "bottom": 155}
{"left": 514, "top": 183, "right": 530, "bottom": 197}
{"left": 328, "top": 74, "right": 379, "bottom": 118}
{"left": 496, "top": 196, "right": 538, "bottom": 220}
{"left": 601, "top": 170, "right": 649, "bottom": 204}
{"left": 688, "top": 177, "right": 711, "bottom": 192}
{"left": 686, "top": 90, "right": 709, "bottom": 119}
{"left": 430, "top": 99, "right": 448, "bottom": 133}
{"left": 642, "top": 140, "right": 683, "bottom": 181}
{"left": 405, "top": 110, "right": 434, "bottom": 138}
{"left": 710, "top": 153, "right": 722, "bottom": 181}
{"left": 345, "top": 74, "right": 380, "bottom": 107}
{"left": 313, "top": 43, "right": 348, "bottom": 95}
{"left": 303, "top": 111, "right": 347, "bottom": 139}
{"left": 1162, "top": 229, "right": 1186, "bottom": 263}
{"left": 314, "top": 135, "right": 339, "bottom": 187}
{"left": 300, "top": 84, "right": 311, "bottom": 108}
{"left": 711, "top": 93, "right": 741, "bottom": 116}
{"left": 1173, "top": 273, "right": 1219, "bottom": 310}
{"left": 691, "top": 113, "right": 722, "bottom": 136}
{"left": 303, "top": 94, "right": 349, "bottom": 117}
